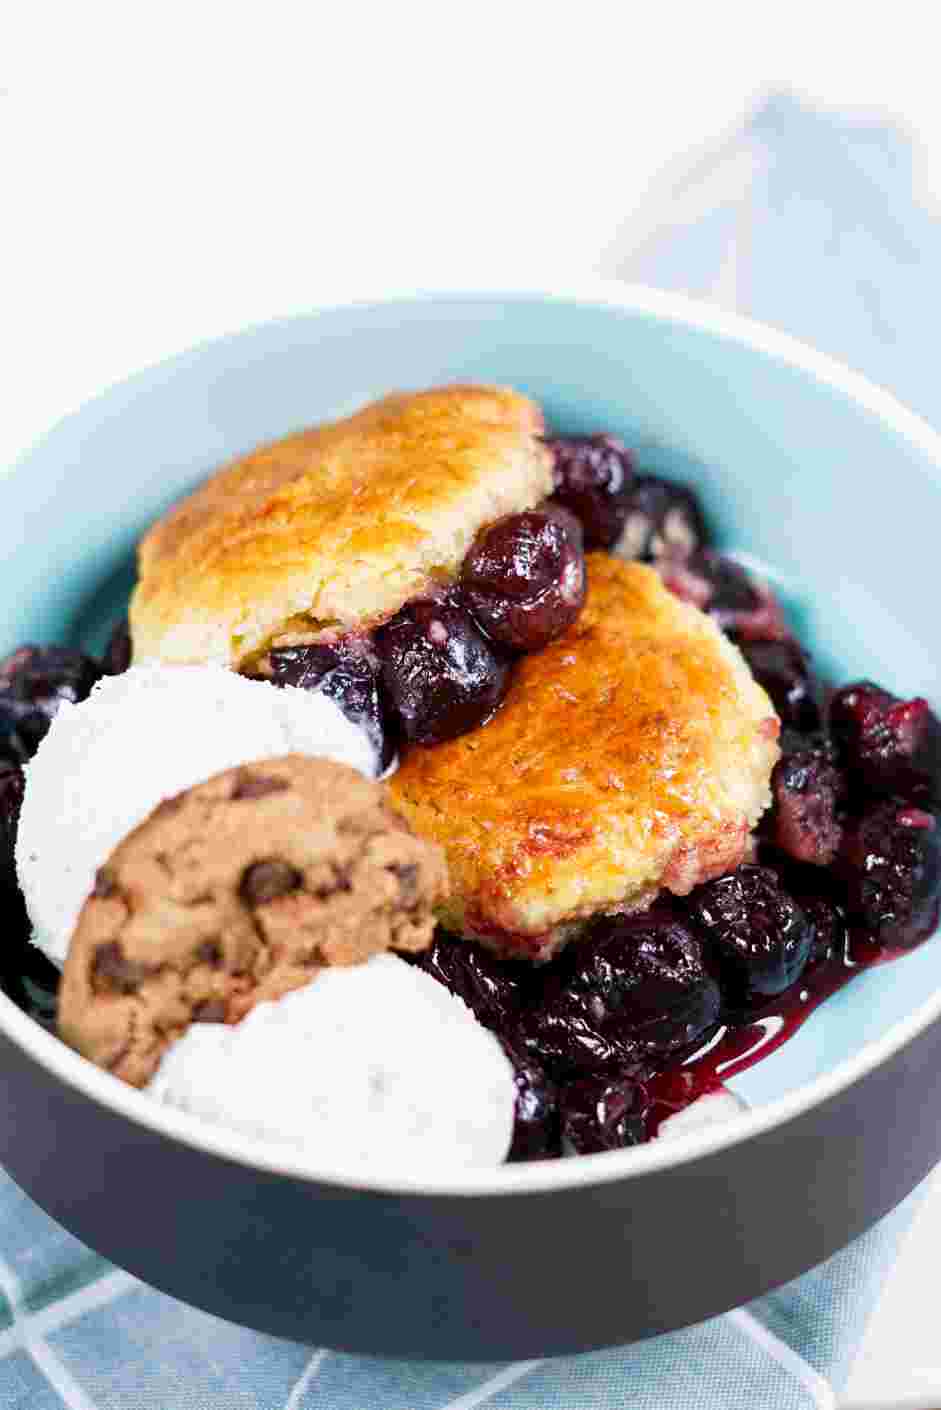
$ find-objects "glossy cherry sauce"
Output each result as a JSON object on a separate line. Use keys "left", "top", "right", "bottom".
{"left": 646, "top": 927, "right": 911, "bottom": 1132}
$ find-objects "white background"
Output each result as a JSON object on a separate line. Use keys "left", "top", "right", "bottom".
{"left": 4, "top": 5, "right": 941, "bottom": 1404}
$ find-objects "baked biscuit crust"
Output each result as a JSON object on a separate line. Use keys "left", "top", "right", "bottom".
{"left": 389, "top": 557, "right": 780, "bottom": 959}
{"left": 130, "top": 385, "right": 553, "bottom": 670}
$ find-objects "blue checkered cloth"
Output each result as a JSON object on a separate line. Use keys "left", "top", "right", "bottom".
{"left": 2, "top": 91, "right": 937, "bottom": 1408}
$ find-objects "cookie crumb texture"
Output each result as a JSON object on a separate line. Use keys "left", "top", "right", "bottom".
{"left": 58, "top": 755, "right": 448, "bottom": 1086}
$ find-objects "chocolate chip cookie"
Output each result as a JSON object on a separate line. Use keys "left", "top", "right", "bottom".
{"left": 58, "top": 754, "right": 448, "bottom": 1086}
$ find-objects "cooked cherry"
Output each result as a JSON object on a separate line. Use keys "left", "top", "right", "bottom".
{"left": 798, "top": 893, "right": 849, "bottom": 972}
{"left": 660, "top": 549, "right": 753, "bottom": 612}
{"left": 0, "top": 646, "right": 102, "bottom": 764}
{"left": 102, "top": 617, "right": 132, "bottom": 675}
{"left": 521, "top": 990, "right": 639, "bottom": 1077}
{"left": 767, "top": 731, "right": 846, "bottom": 866}
{"left": 547, "top": 434, "right": 635, "bottom": 549}
{"left": 412, "top": 931, "right": 527, "bottom": 1034}
{"left": 375, "top": 594, "right": 511, "bottom": 746}
{"left": 0, "top": 762, "right": 30, "bottom": 952}
{"left": 502, "top": 1044, "right": 561, "bottom": 1161}
{"left": 759, "top": 850, "right": 850, "bottom": 972}
{"left": 568, "top": 910, "right": 721, "bottom": 1056}
{"left": 616, "top": 475, "right": 707, "bottom": 562}
{"left": 523, "top": 908, "right": 720, "bottom": 1076}
{"left": 0, "top": 762, "right": 25, "bottom": 879}
{"left": 830, "top": 681, "right": 941, "bottom": 805}
{"left": 686, "top": 865, "right": 815, "bottom": 1005}
{"left": 739, "top": 640, "right": 821, "bottom": 732}
{"left": 461, "top": 509, "right": 586, "bottom": 651}
{"left": 838, "top": 800, "right": 941, "bottom": 948}
{"left": 0, "top": 939, "right": 59, "bottom": 1031}
{"left": 661, "top": 551, "right": 788, "bottom": 641}
{"left": 413, "top": 934, "right": 558, "bottom": 1158}
{"left": 270, "top": 638, "right": 395, "bottom": 770}
{"left": 559, "top": 1075, "right": 649, "bottom": 1155}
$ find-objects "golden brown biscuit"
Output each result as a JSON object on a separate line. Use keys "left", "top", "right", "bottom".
{"left": 130, "top": 385, "right": 553, "bottom": 670}
{"left": 58, "top": 755, "right": 448, "bottom": 1087}
{"left": 389, "top": 557, "right": 779, "bottom": 960}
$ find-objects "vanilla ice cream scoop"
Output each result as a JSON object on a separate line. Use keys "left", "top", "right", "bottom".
{"left": 16, "top": 665, "right": 379, "bottom": 966}
{"left": 146, "top": 954, "right": 516, "bottom": 1171}
{"left": 656, "top": 1088, "right": 748, "bottom": 1141}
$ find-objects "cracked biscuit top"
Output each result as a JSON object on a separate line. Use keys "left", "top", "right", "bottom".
{"left": 389, "top": 557, "right": 780, "bottom": 960}
{"left": 57, "top": 755, "right": 449, "bottom": 1087}
{"left": 130, "top": 385, "right": 553, "bottom": 671}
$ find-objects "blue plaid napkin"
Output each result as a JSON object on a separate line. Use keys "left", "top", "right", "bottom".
{"left": 2, "top": 91, "right": 938, "bottom": 1408}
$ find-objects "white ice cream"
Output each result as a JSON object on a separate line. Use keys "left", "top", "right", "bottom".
{"left": 656, "top": 1088, "right": 748, "bottom": 1141}
{"left": 16, "top": 665, "right": 379, "bottom": 967}
{"left": 146, "top": 953, "right": 516, "bottom": 1171}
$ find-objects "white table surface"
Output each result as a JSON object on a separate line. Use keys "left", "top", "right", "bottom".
{"left": 3, "top": 7, "right": 941, "bottom": 1405}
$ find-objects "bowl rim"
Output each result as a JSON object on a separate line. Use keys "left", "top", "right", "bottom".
{"left": 4, "top": 275, "right": 941, "bottom": 1198}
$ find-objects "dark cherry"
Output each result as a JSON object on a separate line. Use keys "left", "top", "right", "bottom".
{"left": 830, "top": 681, "right": 941, "bottom": 805}
{"left": 375, "top": 593, "right": 511, "bottom": 746}
{"left": 520, "top": 990, "right": 642, "bottom": 1077}
{"left": 759, "top": 851, "right": 850, "bottom": 973}
{"left": 558, "top": 1075, "right": 650, "bottom": 1155}
{"left": 412, "top": 931, "right": 527, "bottom": 1034}
{"left": 0, "top": 762, "right": 31, "bottom": 969}
{"left": 460, "top": 509, "right": 586, "bottom": 651}
{"left": 0, "top": 646, "right": 103, "bottom": 764}
{"left": 523, "top": 908, "right": 720, "bottom": 1076}
{"left": 0, "top": 938, "right": 59, "bottom": 1032}
{"left": 269, "top": 638, "right": 395, "bottom": 770}
{"left": 567, "top": 910, "right": 721, "bottom": 1057}
{"left": 0, "top": 762, "right": 25, "bottom": 879}
{"left": 686, "top": 865, "right": 815, "bottom": 1005}
{"left": 838, "top": 800, "right": 941, "bottom": 948}
{"left": 659, "top": 548, "right": 753, "bottom": 613}
{"left": 738, "top": 639, "right": 821, "bottom": 732}
{"left": 767, "top": 731, "right": 846, "bottom": 867}
{"left": 798, "top": 893, "right": 849, "bottom": 972}
{"left": 503, "top": 1045, "right": 561, "bottom": 1161}
{"left": 412, "top": 934, "right": 557, "bottom": 1157}
{"left": 617, "top": 475, "right": 707, "bottom": 563}
{"left": 547, "top": 434, "right": 635, "bottom": 549}
{"left": 102, "top": 617, "right": 132, "bottom": 675}
{"left": 660, "top": 550, "right": 788, "bottom": 641}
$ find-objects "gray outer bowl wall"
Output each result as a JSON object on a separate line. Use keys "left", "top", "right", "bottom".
{"left": 1, "top": 1009, "right": 939, "bottom": 1360}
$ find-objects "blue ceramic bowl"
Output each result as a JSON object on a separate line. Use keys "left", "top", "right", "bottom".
{"left": 1, "top": 283, "right": 940, "bottom": 1358}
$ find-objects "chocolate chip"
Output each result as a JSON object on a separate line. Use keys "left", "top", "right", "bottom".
{"left": 390, "top": 862, "right": 419, "bottom": 905}
{"left": 231, "top": 772, "right": 289, "bottom": 801}
{"left": 92, "top": 868, "right": 117, "bottom": 899}
{"left": 240, "top": 859, "right": 302, "bottom": 905}
{"left": 197, "top": 941, "right": 222, "bottom": 967}
{"left": 193, "top": 999, "right": 226, "bottom": 1022}
{"left": 92, "top": 941, "right": 150, "bottom": 991}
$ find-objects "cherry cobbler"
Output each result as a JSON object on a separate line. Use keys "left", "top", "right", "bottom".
{"left": 2, "top": 386, "right": 939, "bottom": 1162}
